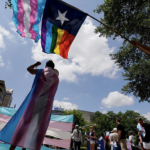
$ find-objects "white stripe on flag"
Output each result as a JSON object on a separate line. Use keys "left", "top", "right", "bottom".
{"left": 46, "top": 128, "right": 71, "bottom": 140}
{"left": 23, "top": 0, "right": 31, "bottom": 38}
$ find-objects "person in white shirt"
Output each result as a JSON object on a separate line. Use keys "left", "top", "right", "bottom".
{"left": 71, "top": 125, "right": 82, "bottom": 150}
{"left": 110, "top": 128, "right": 118, "bottom": 142}
{"left": 110, "top": 128, "right": 118, "bottom": 148}
{"left": 128, "top": 131, "right": 135, "bottom": 146}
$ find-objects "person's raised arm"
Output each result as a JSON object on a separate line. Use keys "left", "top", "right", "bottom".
{"left": 27, "top": 62, "right": 41, "bottom": 75}
{"left": 129, "top": 40, "right": 150, "bottom": 54}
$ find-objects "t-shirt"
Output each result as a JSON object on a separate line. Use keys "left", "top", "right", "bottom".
{"left": 90, "top": 131, "right": 95, "bottom": 141}
{"left": 129, "top": 135, "right": 135, "bottom": 146}
{"left": 110, "top": 133, "right": 118, "bottom": 142}
{"left": 142, "top": 123, "right": 150, "bottom": 143}
{"left": 105, "top": 136, "right": 109, "bottom": 147}
{"left": 71, "top": 129, "right": 82, "bottom": 142}
{"left": 117, "top": 124, "right": 126, "bottom": 139}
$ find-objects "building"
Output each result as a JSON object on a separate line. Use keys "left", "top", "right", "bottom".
{"left": 78, "top": 110, "right": 95, "bottom": 122}
{"left": 0, "top": 80, "right": 13, "bottom": 108}
{"left": 51, "top": 107, "right": 95, "bottom": 122}
{"left": 52, "top": 107, "right": 64, "bottom": 115}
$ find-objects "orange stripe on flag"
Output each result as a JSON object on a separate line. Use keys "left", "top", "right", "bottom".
{"left": 59, "top": 30, "right": 74, "bottom": 59}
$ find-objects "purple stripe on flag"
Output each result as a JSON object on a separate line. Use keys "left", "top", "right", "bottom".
{"left": 10, "top": 72, "right": 45, "bottom": 146}
{"left": 29, "top": 0, "right": 38, "bottom": 40}
{"left": 41, "top": 18, "right": 47, "bottom": 52}
{"left": 17, "top": 0, "right": 25, "bottom": 37}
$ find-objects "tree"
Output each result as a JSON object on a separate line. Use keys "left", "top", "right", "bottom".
{"left": 94, "top": 0, "right": 150, "bottom": 102}
{"left": 63, "top": 109, "right": 86, "bottom": 128}
{"left": 92, "top": 110, "right": 150, "bottom": 141}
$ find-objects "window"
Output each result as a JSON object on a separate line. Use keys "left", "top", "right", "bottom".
{"left": 3, "top": 87, "right": 5, "bottom": 95}
{"left": 0, "top": 91, "right": 3, "bottom": 100}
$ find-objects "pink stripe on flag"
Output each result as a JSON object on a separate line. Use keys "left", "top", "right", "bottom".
{"left": 49, "top": 121, "right": 72, "bottom": 132}
{"left": 29, "top": 0, "right": 38, "bottom": 40}
{"left": 10, "top": 73, "right": 45, "bottom": 146}
{"left": 17, "top": 0, "right": 25, "bottom": 37}
{"left": 43, "top": 138, "right": 71, "bottom": 149}
{"left": 0, "top": 114, "right": 11, "bottom": 124}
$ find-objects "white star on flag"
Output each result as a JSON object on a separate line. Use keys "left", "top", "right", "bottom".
{"left": 56, "top": 10, "right": 69, "bottom": 26}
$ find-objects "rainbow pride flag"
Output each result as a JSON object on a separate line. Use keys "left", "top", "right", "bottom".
{"left": 11, "top": 0, "right": 46, "bottom": 42}
{"left": 41, "top": 0, "right": 87, "bottom": 59}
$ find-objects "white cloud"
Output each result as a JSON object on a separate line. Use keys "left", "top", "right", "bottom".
{"left": 100, "top": 107, "right": 104, "bottom": 109}
{"left": 143, "top": 112, "right": 150, "bottom": 121}
{"left": 0, "top": 56, "right": 4, "bottom": 67}
{"left": 53, "top": 100, "right": 78, "bottom": 110}
{"left": 102, "top": 110, "right": 107, "bottom": 114}
{"left": 0, "top": 25, "right": 13, "bottom": 48}
{"left": 31, "top": 17, "right": 119, "bottom": 82}
{"left": 25, "top": 72, "right": 29, "bottom": 78}
{"left": 63, "top": 97, "right": 70, "bottom": 101}
{"left": 102, "top": 91, "right": 134, "bottom": 108}
{"left": 9, "top": 22, "right": 27, "bottom": 45}
{"left": 135, "top": 110, "right": 140, "bottom": 113}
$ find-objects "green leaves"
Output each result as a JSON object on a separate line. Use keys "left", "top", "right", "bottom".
{"left": 95, "top": 0, "right": 150, "bottom": 102}
{"left": 92, "top": 110, "right": 150, "bottom": 142}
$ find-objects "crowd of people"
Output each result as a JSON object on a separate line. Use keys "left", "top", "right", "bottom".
{"left": 71, "top": 118, "right": 150, "bottom": 150}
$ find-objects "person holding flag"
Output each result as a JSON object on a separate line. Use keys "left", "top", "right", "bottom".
{"left": 129, "top": 40, "right": 150, "bottom": 55}
{"left": 0, "top": 60, "right": 59, "bottom": 150}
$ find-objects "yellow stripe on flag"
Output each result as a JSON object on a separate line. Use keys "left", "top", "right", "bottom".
{"left": 54, "top": 28, "right": 65, "bottom": 55}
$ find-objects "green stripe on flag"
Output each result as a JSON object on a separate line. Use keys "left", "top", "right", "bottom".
{"left": 50, "top": 25, "right": 58, "bottom": 53}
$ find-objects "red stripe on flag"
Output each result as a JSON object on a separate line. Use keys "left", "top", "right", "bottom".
{"left": 59, "top": 30, "right": 74, "bottom": 59}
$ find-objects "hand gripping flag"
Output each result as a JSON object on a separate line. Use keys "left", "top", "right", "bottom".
{"left": 11, "top": 0, "right": 46, "bottom": 43}
{"left": 41, "top": 0, "right": 87, "bottom": 59}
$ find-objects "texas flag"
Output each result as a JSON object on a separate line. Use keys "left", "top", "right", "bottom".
{"left": 41, "top": 0, "right": 87, "bottom": 59}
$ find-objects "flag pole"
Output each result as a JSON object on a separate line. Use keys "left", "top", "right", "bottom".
{"left": 60, "top": 0, "right": 130, "bottom": 42}
{"left": 87, "top": 14, "right": 130, "bottom": 42}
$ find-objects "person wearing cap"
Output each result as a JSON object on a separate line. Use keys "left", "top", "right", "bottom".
{"left": 138, "top": 117, "right": 150, "bottom": 150}
{"left": 71, "top": 125, "right": 82, "bottom": 150}
{"left": 110, "top": 128, "right": 118, "bottom": 143}
{"left": 116, "top": 118, "right": 127, "bottom": 150}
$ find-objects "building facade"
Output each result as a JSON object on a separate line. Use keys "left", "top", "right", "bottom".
{"left": 0, "top": 80, "right": 13, "bottom": 108}
{"left": 78, "top": 110, "right": 95, "bottom": 122}
{"left": 51, "top": 107, "right": 95, "bottom": 123}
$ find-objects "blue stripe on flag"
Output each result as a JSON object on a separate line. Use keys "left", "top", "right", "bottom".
{"left": 11, "top": 0, "right": 21, "bottom": 35}
{"left": 50, "top": 115, "right": 73, "bottom": 123}
{"left": 0, "top": 143, "right": 69, "bottom": 150}
{"left": 0, "top": 107, "right": 17, "bottom": 116}
{"left": 45, "top": 21, "right": 53, "bottom": 53}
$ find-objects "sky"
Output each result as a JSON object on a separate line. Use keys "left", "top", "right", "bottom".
{"left": 0, "top": 0, "right": 150, "bottom": 120}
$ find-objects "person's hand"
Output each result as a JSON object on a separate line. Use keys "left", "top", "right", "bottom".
{"left": 117, "top": 139, "right": 120, "bottom": 143}
{"left": 129, "top": 40, "right": 137, "bottom": 46}
{"left": 35, "top": 61, "right": 41, "bottom": 67}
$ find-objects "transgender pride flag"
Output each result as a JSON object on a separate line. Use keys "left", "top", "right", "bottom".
{"left": 11, "top": 0, "right": 46, "bottom": 43}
